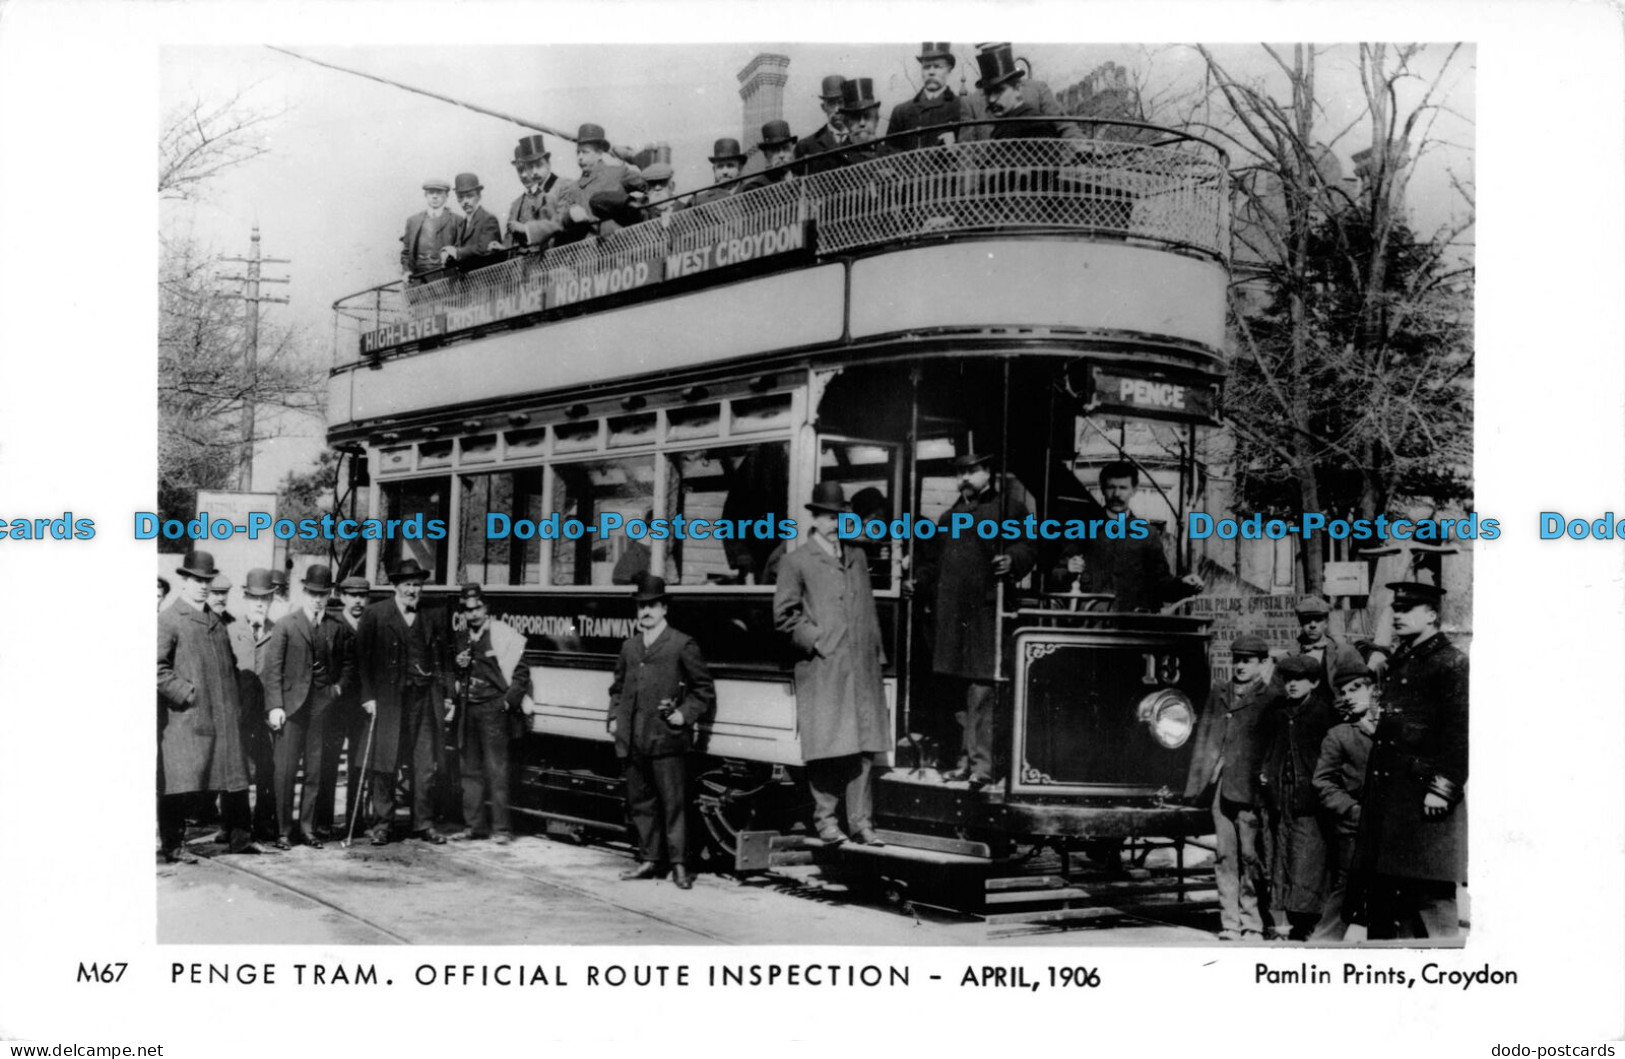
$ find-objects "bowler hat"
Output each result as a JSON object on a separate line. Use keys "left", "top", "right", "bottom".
{"left": 759, "top": 120, "right": 797, "bottom": 151}
{"left": 1231, "top": 634, "right": 1270, "bottom": 660}
{"left": 242, "top": 568, "right": 277, "bottom": 599}
{"left": 952, "top": 452, "right": 995, "bottom": 471}
{"left": 975, "top": 42, "right": 1025, "bottom": 90}
{"left": 575, "top": 123, "right": 611, "bottom": 150}
{"left": 178, "top": 550, "right": 219, "bottom": 580}
{"left": 839, "top": 77, "right": 881, "bottom": 114}
{"left": 512, "top": 134, "right": 550, "bottom": 165}
{"left": 208, "top": 574, "right": 232, "bottom": 593}
{"left": 339, "top": 575, "right": 371, "bottom": 594}
{"left": 918, "top": 42, "right": 956, "bottom": 68}
{"left": 708, "top": 137, "right": 747, "bottom": 164}
{"left": 453, "top": 172, "right": 483, "bottom": 195}
{"left": 1294, "top": 596, "right": 1331, "bottom": 619}
{"left": 1335, "top": 661, "right": 1376, "bottom": 688}
{"left": 388, "top": 559, "right": 432, "bottom": 584}
{"left": 819, "top": 74, "right": 848, "bottom": 101}
{"left": 301, "top": 564, "right": 335, "bottom": 591}
{"left": 422, "top": 178, "right": 451, "bottom": 193}
{"left": 270, "top": 570, "right": 288, "bottom": 589}
{"left": 1388, "top": 581, "right": 1445, "bottom": 609}
{"left": 631, "top": 574, "right": 669, "bottom": 603}
{"left": 1275, "top": 653, "right": 1320, "bottom": 680}
{"left": 805, "top": 481, "right": 851, "bottom": 514}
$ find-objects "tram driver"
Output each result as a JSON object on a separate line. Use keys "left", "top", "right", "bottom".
{"left": 1050, "top": 461, "right": 1203, "bottom": 612}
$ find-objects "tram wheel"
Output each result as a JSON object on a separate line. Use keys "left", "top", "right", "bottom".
{"left": 694, "top": 763, "right": 784, "bottom": 865}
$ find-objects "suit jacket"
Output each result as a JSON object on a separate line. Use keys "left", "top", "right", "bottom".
{"left": 158, "top": 600, "right": 249, "bottom": 795}
{"left": 886, "top": 88, "right": 967, "bottom": 151}
{"left": 400, "top": 209, "right": 463, "bottom": 274}
{"left": 505, "top": 174, "right": 564, "bottom": 247}
{"left": 445, "top": 206, "right": 502, "bottom": 267}
{"left": 608, "top": 626, "right": 715, "bottom": 759}
{"left": 227, "top": 613, "right": 275, "bottom": 716}
{"left": 1054, "top": 529, "right": 1198, "bottom": 612}
{"left": 556, "top": 161, "right": 645, "bottom": 230}
{"left": 263, "top": 608, "right": 357, "bottom": 720}
{"left": 961, "top": 79, "right": 1083, "bottom": 141}
{"left": 357, "top": 599, "right": 450, "bottom": 775}
{"left": 1183, "top": 674, "right": 1283, "bottom": 806}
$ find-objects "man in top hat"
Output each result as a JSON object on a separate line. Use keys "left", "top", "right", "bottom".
{"left": 794, "top": 75, "right": 850, "bottom": 165}
{"left": 556, "top": 123, "right": 646, "bottom": 242}
{"left": 312, "top": 575, "right": 375, "bottom": 837}
{"left": 692, "top": 137, "right": 750, "bottom": 207}
{"left": 157, "top": 550, "right": 258, "bottom": 862}
{"left": 916, "top": 452, "right": 1037, "bottom": 787}
{"left": 261, "top": 564, "right": 355, "bottom": 849}
{"left": 741, "top": 121, "right": 799, "bottom": 191}
{"left": 823, "top": 78, "right": 892, "bottom": 171}
{"left": 502, "top": 134, "right": 566, "bottom": 250}
{"left": 1293, "top": 595, "right": 1368, "bottom": 694}
{"left": 447, "top": 585, "right": 531, "bottom": 845}
{"left": 608, "top": 575, "right": 715, "bottom": 889}
{"left": 888, "top": 43, "right": 969, "bottom": 151}
{"left": 1348, "top": 581, "right": 1467, "bottom": 939}
{"left": 400, "top": 178, "right": 462, "bottom": 284}
{"left": 227, "top": 567, "right": 281, "bottom": 842}
{"left": 439, "top": 173, "right": 501, "bottom": 269}
{"left": 1050, "top": 461, "right": 1204, "bottom": 612}
{"left": 962, "top": 43, "right": 1081, "bottom": 142}
{"left": 772, "top": 483, "right": 891, "bottom": 846}
{"left": 356, "top": 558, "right": 453, "bottom": 845}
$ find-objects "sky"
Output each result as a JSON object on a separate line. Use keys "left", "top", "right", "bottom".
{"left": 160, "top": 41, "right": 1475, "bottom": 491}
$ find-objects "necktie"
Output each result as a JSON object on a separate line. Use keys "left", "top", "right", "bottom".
{"left": 252, "top": 623, "right": 262, "bottom": 637}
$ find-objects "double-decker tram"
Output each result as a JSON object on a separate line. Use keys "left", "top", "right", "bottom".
{"left": 327, "top": 120, "right": 1231, "bottom": 910}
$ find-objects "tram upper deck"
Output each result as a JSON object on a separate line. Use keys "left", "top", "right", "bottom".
{"left": 327, "top": 124, "right": 1231, "bottom": 443}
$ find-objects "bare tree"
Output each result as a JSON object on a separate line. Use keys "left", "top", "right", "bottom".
{"left": 159, "top": 89, "right": 279, "bottom": 200}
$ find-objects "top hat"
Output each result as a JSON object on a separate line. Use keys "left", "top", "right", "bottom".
{"left": 708, "top": 137, "right": 747, "bottom": 164}
{"left": 453, "top": 172, "right": 483, "bottom": 195}
{"left": 339, "top": 575, "right": 371, "bottom": 595}
{"left": 389, "top": 559, "right": 432, "bottom": 584}
{"left": 631, "top": 574, "right": 670, "bottom": 603}
{"left": 1274, "top": 653, "right": 1321, "bottom": 681}
{"left": 512, "top": 134, "right": 551, "bottom": 165}
{"left": 177, "top": 550, "right": 219, "bottom": 580}
{"left": 1294, "top": 596, "right": 1331, "bottom": 619}
{"left": 917, "top": 42, "right": 956, "bottom": 68}
{"left": 819, "top": 74, "right": 848, "bottom": 101}
{"left": 952, "top": 451, "right": 995, "bottom": 471}
{"left": 422, "top": 178, "right": 451, "bottom": 193}
{"left": 1230, "top": 634, "right": 1270, "bottom": 660}
{"left": 208, "top": 574, "right": 232, "bottom": 593}
{"left": 759, "top": 120, "right": 797, "bottom": 151}
{"left": 242, "top": 568, "right": 277, "bottom": 599}
{"left": 575, "top": 123, "right": 611, "bottom": 150}
{"left": 1387, "top": 581, "right": 1445, "bottom": 609}
{"left": 301, "top": 564, "right": 335, "bottom": 592}
{"left": 839, "top": 77, "right": 881, "bottom": 114}
{"left": 805, "top": 481, "right": 851, "bottom": 514}
{"left": 975, "top": 43, "right": 1025, "bottom": 90}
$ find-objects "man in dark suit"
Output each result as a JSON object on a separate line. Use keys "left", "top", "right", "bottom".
{"left": 741, "top": 121, "right": 798, "bottom": 191}
{"left": 502, "top": 135, "right": 565, "bottom": 249}
{"left": 1050, "top": 461, "right": 1204, "bottom": 612}
{"left": 608, "top": 576, "right": 716, "bottom": 889}
{"left": 263, "top": 565, "right": 356, "bottom": 849}
{"left": 227, "top": 567, "right": 280, "bottom": 841}
{"left": 312, "top": 575, "right": 372, "bottom": 837}
{"left": 400, "top": 178, "right": 461, "bottom": 284}
{"left": 887, "top": 42, "right": 968, "bottom": 151}
{"left": 440, "top": 173, "right": 502, "bottom": 270}
{"left": 448, "top": 584, "right": 531, "bottom": 845}
{"left": 692, "top": 138, "right": 749, "bottom": 206}
{"left": 357, "top": 559, "right": 452, "bottom": 845}
{"left": 793, "top": 75, "right": 849, "bottom": 168}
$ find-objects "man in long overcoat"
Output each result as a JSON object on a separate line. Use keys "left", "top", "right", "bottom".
{"left": 887, "top": 43, "right": 968, "bottom": 151}
{"left": 773, "top": 483, "right": 891, "bottom": 846}
{"left": 227, "top": 567, "right": 279, "bottom": 841}
{"left": 1349, "top": 581, "right": 1468, "bottom": 939}
{"left": 918, "top": 452, "right": 1036, "bottom": 786}
{"left": 608, "top": 576, "right": 716, "bottom": 889}
{"left": 312, "top": 576, "right": 373, "bottom": 836}
{"left": 157, "top": 550, "right": 256, "bottom": 861}
{"left": 357, "top": 558, "right": 452, "bottom": 845}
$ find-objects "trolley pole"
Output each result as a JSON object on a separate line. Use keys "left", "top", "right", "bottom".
{"left": 222, "top": 225, "right": 290, "bottom": 491}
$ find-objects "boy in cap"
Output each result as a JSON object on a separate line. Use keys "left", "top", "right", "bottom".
{"left": 1183, "top": 635, "right": 1281, "bottom": 940}
{"left": 401, "top": 178, "right": 461, "bottom": 284}
{"left": 1309, "top": 662, "right": 1380, "bottom": 941}
{"left": 1258, "top": 652, "right": 1339, "bottom": 940}
{"left": 448, "top": 585, "right": 531, "bottom": 844}
{"left": 608, "top": 575, "right": 715, "bottom": 889}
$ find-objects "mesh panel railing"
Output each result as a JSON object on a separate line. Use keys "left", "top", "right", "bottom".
{"left": 336, "top": 132, "right": 1228, "bottom": 359}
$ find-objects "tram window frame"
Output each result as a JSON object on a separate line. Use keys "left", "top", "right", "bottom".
{"left": 547, "top": 454, "right": 658, "bottom": 588}
{"left": 456, "top": 467, "right": 545, "bottom": 586}
{"left": 378, "top": 476, "right": 451, "bottom": 585}
{"left": 816, "top": 436, "right": 902, "bottom": 593}
{"left": 662, "top": 439, "right": 791, "bottom": 588}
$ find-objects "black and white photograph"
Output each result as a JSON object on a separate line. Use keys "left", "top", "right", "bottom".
{"left": 2, "top": 0, "right": 1624, "bottom": 1052}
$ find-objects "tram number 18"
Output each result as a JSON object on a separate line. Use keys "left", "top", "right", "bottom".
{"left": 1139, "top": 653, "right": 1182, "bottom": 686}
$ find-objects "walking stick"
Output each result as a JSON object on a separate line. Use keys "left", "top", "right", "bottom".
{"left": 341, "top": 711, "right": 378, "bottom": 848}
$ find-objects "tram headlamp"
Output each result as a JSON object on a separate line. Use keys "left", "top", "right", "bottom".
{"left": 1137, "top": 689, "right": 1195, "bottom": 749}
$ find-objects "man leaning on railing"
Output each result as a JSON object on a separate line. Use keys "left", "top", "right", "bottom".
{"left": 501, "top": 134, "right": 566, "bottom": 252}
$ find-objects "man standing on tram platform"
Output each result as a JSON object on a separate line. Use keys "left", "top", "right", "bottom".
{"left": 793, "top": 75, "right": 850, "bottom": 167}
{"left": 741, "top": 122, "right": 799, "bottom": 191}
{"left": 825, "top": 78, "right": 891, "bottom": 170}
{"left": 400, "top": 178, "right": 461, "bottom": 285}
{"left": 887, "top": 43, "right": 968, "bottom": 151}
{"left": 556, "top": 123, "right": 645, "bottom": 242}
{"left": 692, "top": 138, "right": 749, "bottom": 206}
{"left": 447, "top": 585, "right": 531, "bottom": 845}
{"left": 502, "top": 135, "right": 565, "bottom": 250}
{"left": 1050, "top": 461, "right": 1203, "bottom": 612}
{"left": 439, "top": 173, "right": 502, "bottom": 270}
{"left": 918, "top": 453, "right": 1036, "bottom": 788}
{"left": 962, "top": 43, "right": 1083, "bottom": 142}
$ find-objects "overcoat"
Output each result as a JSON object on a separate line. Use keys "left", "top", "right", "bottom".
{"left": 922, "top": 488, "right": 1036, "bottom": 680}
{"left": 356, "top": 599, "right": 450, "bottom": 776}
{"left": 1313, "top": 722, "right": 1373, "bottom": 837}
{"left": 1260, "top": 694, "right": 1341, "bottom": 817}
{"left": 1355, "top": 632, "right": 1468, "bottom": 883}
{"left": 446, "top": 205, "right": 502, "bottom": 266}
{"left": 772, "top": 540, "right": 890, "bottom": 762}
{"left": 400, "top": 210, "right": 462, "bottom": 274}
{"left": 505, "top": 173, "right": 564, "bottom": 246}
{"left": 608, "top": 626, "right": 716, "bottom": 759}
{"left": 793, "top": 123, "right": 846, "bottom": 162}
{"left": 1183, "top": 674, "right": 1283, "bottom": 806}
{"left": 157, "top": 600, "right": 249, "bottom": 795}
{"left": 556, "top": 160, "right": 644, "bottom": 221}
{"left": 263, "top": 608, "right": 356, "bottom": 720}
{"left": 886, "top": 88, "right": 967, "bottom": 151}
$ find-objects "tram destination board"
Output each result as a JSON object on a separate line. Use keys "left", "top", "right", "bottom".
{"left": 1086, "top": 366, "right": 1220, "bottom": 425}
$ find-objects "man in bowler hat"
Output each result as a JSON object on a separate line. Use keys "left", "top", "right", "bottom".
{"left": 448, "top": 584, "right": 531, "bottom": 844}
{"left": 692, "top": 137, "right": 750, "bottom": 206}
{"left": 742, "top": 121, "right": 799, "bottom": 190}
{"left": 793, "top": 75, "right": 850, "bottom": 165}
{"left": 357, "top": 559, "right": 453, "bottom": 844}
{"left": 888, "top": 43, "right": 968, "bottom": 151}
{"left": 400, "top": 178, "right": 461, "bottom": 284}
{"left": 773, "top": 483, "right": 891, "bottom": 845}
{"left": 608, "top": 575, "right": 715, "bottom": 889}
{"left": 556, "top": 123, "right": 645, "bottom": 241}
{"left": 227, "top": 567, "right": 280, "bottom": 841}
{"left": 440, "top": 173, "right": 502, "bottom": 269}
{"left": 312, "top": 575, "right": 374, "bottom": 835}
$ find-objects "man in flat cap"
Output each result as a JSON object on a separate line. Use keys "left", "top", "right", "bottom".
{"left": 888, "top": 43, "right": 969, "bottom": 151}
{"left": 448, "top": 585, "right": 531, "bottom": 845}
{"left": 439, "top": 173, "right": 501, "bottom": 270}
{"left": 228, "top": 567, "right": 280, "bottom": 842}
{"left": 1293, "top": 596, "right": 1370, "bottom": 694}
{"left": 556, "top": 123, "right": 645, "bottom": 242}
{"left": 357, "top": 558, "right": 453, "bottom": 845}
{"left": 693, "top": 137, "right": 750, "bottom": 206}
{"left": 793, "top": 75, "right": 850, "bottom": 166}
{"left": 916, "top": 452, "right": 1036, "bottom": 787}
{"left": 401, "top": 178, "right": 461, "bottom": 285}
{"left": 741, "top": 121, "right": 799, "bottom": 191}
{"left": 1348, "top": 581, "right": 1467, "bottom": 939}
{"left": 773, "top": 483, "right": 890, "bottom": 846}
{"left": 608, "top": 575, "right": 715, "bottom": 890}
{"left": 502, "top": 134, "right": 566, "bottom": 251}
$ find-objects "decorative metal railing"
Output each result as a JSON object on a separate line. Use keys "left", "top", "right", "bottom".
{"left": 332, "top": 122, "right": 1229, "bottom": 361}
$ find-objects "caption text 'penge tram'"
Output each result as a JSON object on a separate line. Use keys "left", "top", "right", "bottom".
{"left": 325, "top": 115, "right": 1233, "bottom": 915}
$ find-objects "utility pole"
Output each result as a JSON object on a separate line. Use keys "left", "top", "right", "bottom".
{"left": 222, "top": 225, "right": 290, "bottom": 491}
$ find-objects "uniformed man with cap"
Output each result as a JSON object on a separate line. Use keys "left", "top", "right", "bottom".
{"left": 1293, "top": 595, "right": 1369, "bottom": 693}
{"left": 741, "top": 121, "right": 799, "bottom": 191}
{"left": 228, "top": 567, "right": 280, "bottom": 842}
{"left": 793, "top": 75, "right": 850, "bottom": 165}
{"left": 692, "top": 137, "right": 750, "bottom": 206}
{"left": 1348, "top": 581, "right": 1467, "bottom": 939}
{"left": 447, "top": 585, "right": 531, "bottom": 845}
{"left": 888, "top": 42, "right": 969, "bottom": 151}
{"left": 502, "top": 134, "right": 566, "bottom": 250}
{"left": 440, "top": 173, "right": 502, "bottom": 269}
{"left": 917, "top": 452, "right": 1036, "bottom": 787}
{"left": 400, "top": 178, "right": 462, "bottom": 284}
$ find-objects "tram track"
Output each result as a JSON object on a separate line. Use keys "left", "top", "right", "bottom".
{"left": 183, "top": 850, "right": 415, "bottom": 944}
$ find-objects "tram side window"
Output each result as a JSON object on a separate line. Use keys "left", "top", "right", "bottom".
{"left": 458, "top": 468, "right": 545, "bottom": 585}
{"left": 664, "top": 442, "right": 789, "bottom": 586}
{"left": 379, "top": 477, "right": 450, "bottom": 584}
{"left": 817, "top": 438, "right": 899, "bottom": 590}
{"left": 550, "top": 457, "right": 656, "bottom": 587}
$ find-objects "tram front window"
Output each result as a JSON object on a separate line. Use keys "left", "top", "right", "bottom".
{"left": 458, "top": 468, "right": 544, "bottom": 585}
{"left": 379, "top": 477, "right": 450, "bottom": 584}
{"left": 550, "top": 457, "right": 656, "bottom": 587}
{"left": 664, "top": 441, "right": 789, "bottom": 586}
